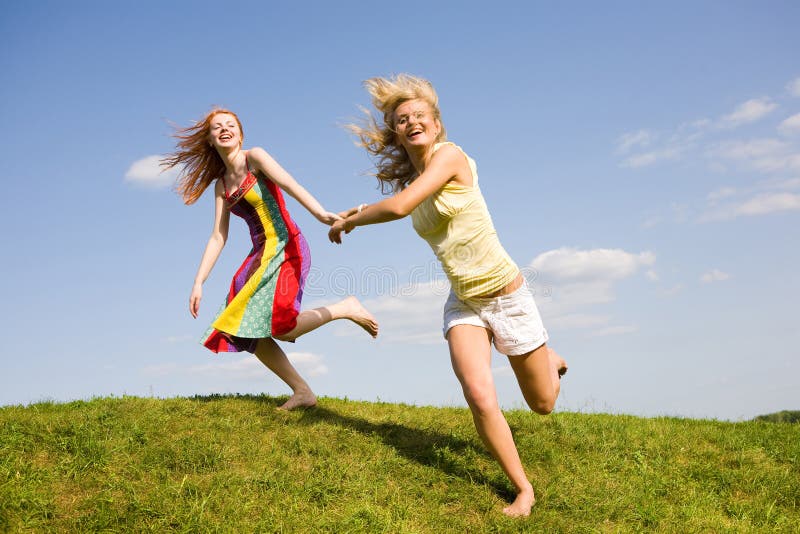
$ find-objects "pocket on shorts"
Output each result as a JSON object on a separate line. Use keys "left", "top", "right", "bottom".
{"left": 506, "top": 298, "right": 546, "bottom": 341}
{"left": 502, "top": 303, "right": 528, "bottom": 338}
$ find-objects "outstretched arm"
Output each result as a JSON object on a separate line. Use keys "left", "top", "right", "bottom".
{"left": 329, "top": 144, "right": 466, "bottom": 243}
{"left": 190, "top": 180, "right": 230, "bottom": 318}
{"left": 248, "top": 146, "right": 340, "bottom": 225}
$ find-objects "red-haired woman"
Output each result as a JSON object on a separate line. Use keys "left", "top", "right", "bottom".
{"left": 163, "top": 109, "right": 378, "bottom": 410}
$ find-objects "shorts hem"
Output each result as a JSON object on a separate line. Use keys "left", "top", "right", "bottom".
{"left": 497, "top": 336, "right": 548, "bottom": 356}
{"left": 443, "top": 317, "right": 488, "bottom": 339}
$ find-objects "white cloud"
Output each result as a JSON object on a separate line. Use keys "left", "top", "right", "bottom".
{"left": 683, "top": 118, "right": 712, "bottom": 131}
{"left": 353, "top": 250, "right": 654, "bottom": 341}
{"left": 787, "top": 77, "right": 800, "bottom": 97}
{"left": 707, "top": 138, "right": 800, "bottom": 174}
{"left": 732, "top": 192, "right": 800, "bottom": 216}
{"left": 617, "top": 89, "right": 796, "bottom": 173}
{"left": 707, "top": 187, "right": 738, "bottom": 204}
{"left": 287, "top": 352, "right": 329, "bottom": 377}
{"left": 700, "top": 269, "right": 731, "bottom": 284}
{"left": 355, "top": 281, "right": 448, "bottom": 345}
{"left": 645, "top": 269, "right": 659, "bottom": 281}
{"left": 712, "top": 138, "right": 788, "bottom": 160}
{"left": 546, "top": 313, "right": 611, "bottom": 330}
{"left": 189, "top": 357, "right": 267, "bottom": 379}
{"left": 616, "top": 129, "right": 653, "bottom": 154}
{"left": 530, "top": 248, "right": 655, "bottom": 282}
{"left": 779, "top": 113, "right": 800, "bottom": 135}
{"left": 528, "top": 248, "right": 654, "bottom": 334}
{"left": 125, "top": 155, "right": 177, "bottom": 187}
{"left": 621, "top": 147, "right": 681, "bottom": 168}
{"left": 769, "top": 177, "right": 800, "bottom": 190}
{"left": 143, "top": 352, "right": 329, "bottom": 380}
{"left": 720, "top": 98, "right": 777, "bottom": 128}
{"left": 658, "top": 284, "right": 684, "bottom": 297}
{"left": 701, "top": 192, "right": 800, "bottom": 221}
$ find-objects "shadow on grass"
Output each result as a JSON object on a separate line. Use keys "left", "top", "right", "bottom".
{"left": 190, "top": 393, "right": 513, "bottom": 500}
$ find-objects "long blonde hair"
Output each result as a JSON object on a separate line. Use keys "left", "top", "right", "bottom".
{"left": 162, "top": 108, "right": 244, "bottom": 205}
{"left": 348, "top": 74, "right": 447, "bottom": 193}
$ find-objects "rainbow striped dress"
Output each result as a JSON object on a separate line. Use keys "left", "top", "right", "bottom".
{"left": 201, "top": 155, "right": 310, "bottom": 353}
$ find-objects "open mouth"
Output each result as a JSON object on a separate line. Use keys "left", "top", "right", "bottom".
{"left": 219, "top": 133, "right": 233, "bottom": 141}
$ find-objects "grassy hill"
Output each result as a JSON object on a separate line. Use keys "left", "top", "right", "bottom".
{"left": 754, "top": 410, "right": 800, "bottom": 424}
{"left": 1, "top": 395, "right": 798, "bottom": 532}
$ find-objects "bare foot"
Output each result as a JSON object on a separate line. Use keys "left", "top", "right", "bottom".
{"left": 341, "top": 296, "right": 379, "bottom": 338}
{"left": 277, "top": 389, "right": 317, "bottom": 411}
{"left": 549, "top": 347, "right": 568, "bottom": 378}
{"left": 503, "top": 486, "right": 536, "bottom": 518}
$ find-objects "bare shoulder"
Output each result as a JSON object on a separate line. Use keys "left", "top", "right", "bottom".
{"left": 432, "top": 142, "right": 460, "bottom": 158}
{"left": 246, "top": 146, "right": 278, "bottom": 174}
{"left": 432, "top": 143, "right": 467, "bottom": 166}
{"left": 431, "top": 142, "right": 472, "bottom": 185}
{"left": 214, "top": 178, "right": 225, "bottom": 196}
{"left": 247, "top": 146, "right": 270, "bottom": 160}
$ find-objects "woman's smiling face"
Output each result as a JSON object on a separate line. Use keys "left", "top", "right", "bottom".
{"left": 393, "top": 99, "right": 440, "bottom": 151}
{"left": 207, "top": 112, "right": 242, "bottom": 149}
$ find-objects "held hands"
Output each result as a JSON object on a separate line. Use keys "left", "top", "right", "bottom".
{"left": 328, "top": 204, "right": 362, "bottom": 244}
{"left": 328, "top": 218, "right": 347, "bottom": 244}
{"left": 329, "top": 217, "right": 356, "bottom": 244}
{"left": 337, "top": 205, "right": 360, "bottom": 219}
{"left": 316, "top": 211, "right": 343, "bottom": 226}
{"left": 189, "top": 283, "right": 202, "bottom": 318}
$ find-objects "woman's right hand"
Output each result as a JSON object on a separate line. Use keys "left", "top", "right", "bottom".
{"left": 337, "top": 205, "right": 360, "bottom": 219}
{"left": 189, "top": 283, "right": 203, "bottom": 318}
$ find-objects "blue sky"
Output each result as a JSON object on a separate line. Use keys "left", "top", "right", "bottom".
{"left": 1, "top": 1, "right": 798, "bottom": 420}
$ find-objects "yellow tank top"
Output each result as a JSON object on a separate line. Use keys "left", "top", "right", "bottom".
{"left": 410, "top": 142, "right": 519, "bottom": 299}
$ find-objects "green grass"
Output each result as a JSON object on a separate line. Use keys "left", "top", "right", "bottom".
{"left": 1, "top": 395, "right": 798, "bottom": 532}
{"left": 755, "top": 410, "right": 800, "bottom": 424}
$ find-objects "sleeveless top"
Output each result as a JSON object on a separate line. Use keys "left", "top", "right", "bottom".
{"left": 410, "top": 142, "right": 519, "bottom": 299}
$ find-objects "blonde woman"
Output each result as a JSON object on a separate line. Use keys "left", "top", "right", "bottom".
{"left": 329, "top": 76, "right": 567, "bottom": 517}
{"left": 163, "top": 108, "right": 378, "bottom": 411}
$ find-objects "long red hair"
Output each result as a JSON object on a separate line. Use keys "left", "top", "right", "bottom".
{"left": 162, "top": 108, "right": 244, "bottom": 205}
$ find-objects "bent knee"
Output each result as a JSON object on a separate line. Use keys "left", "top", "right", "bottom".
{"left": 527, "top": 395, "right": 556, "bottom": 415}
{"left": 273, "top": 333, "right": 294, "bottom": 342}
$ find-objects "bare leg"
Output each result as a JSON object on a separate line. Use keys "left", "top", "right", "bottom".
{"left": 447, "top": 325, "right": 536, "bottom": 518}
{"left": 275, "top": 296, "right": 378, "bottom": 341}
{"left": 507, "top": 344, "right": 568, "bottom": 415}
{"left": 254, "top": 338, "right": 317, "bottom": 410}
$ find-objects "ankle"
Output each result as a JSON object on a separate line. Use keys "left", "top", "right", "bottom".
{"left": 517, "top": 481, "right": 534, "bottom": 494}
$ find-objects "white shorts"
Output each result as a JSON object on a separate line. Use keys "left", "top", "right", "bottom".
{"left": 443, "top": 282, "right": 549, "bottom": 356}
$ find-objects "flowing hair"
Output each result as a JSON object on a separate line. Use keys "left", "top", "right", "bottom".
{"left": 347, "top": 74, "right": 446, "bottom": 193}
{"left": 162, "top": 108, "right": 244, "bottom": 205}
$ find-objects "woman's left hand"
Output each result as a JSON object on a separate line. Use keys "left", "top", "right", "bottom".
{"left": 328, "top": 218, "right": 350, "bottom": 244}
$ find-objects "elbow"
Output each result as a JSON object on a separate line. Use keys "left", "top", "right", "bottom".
{"left": 388, "top": 200, "right": 412, "bottom": 219}
{"left": 211, "top": 232, "right": 227, "bottom": 248}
